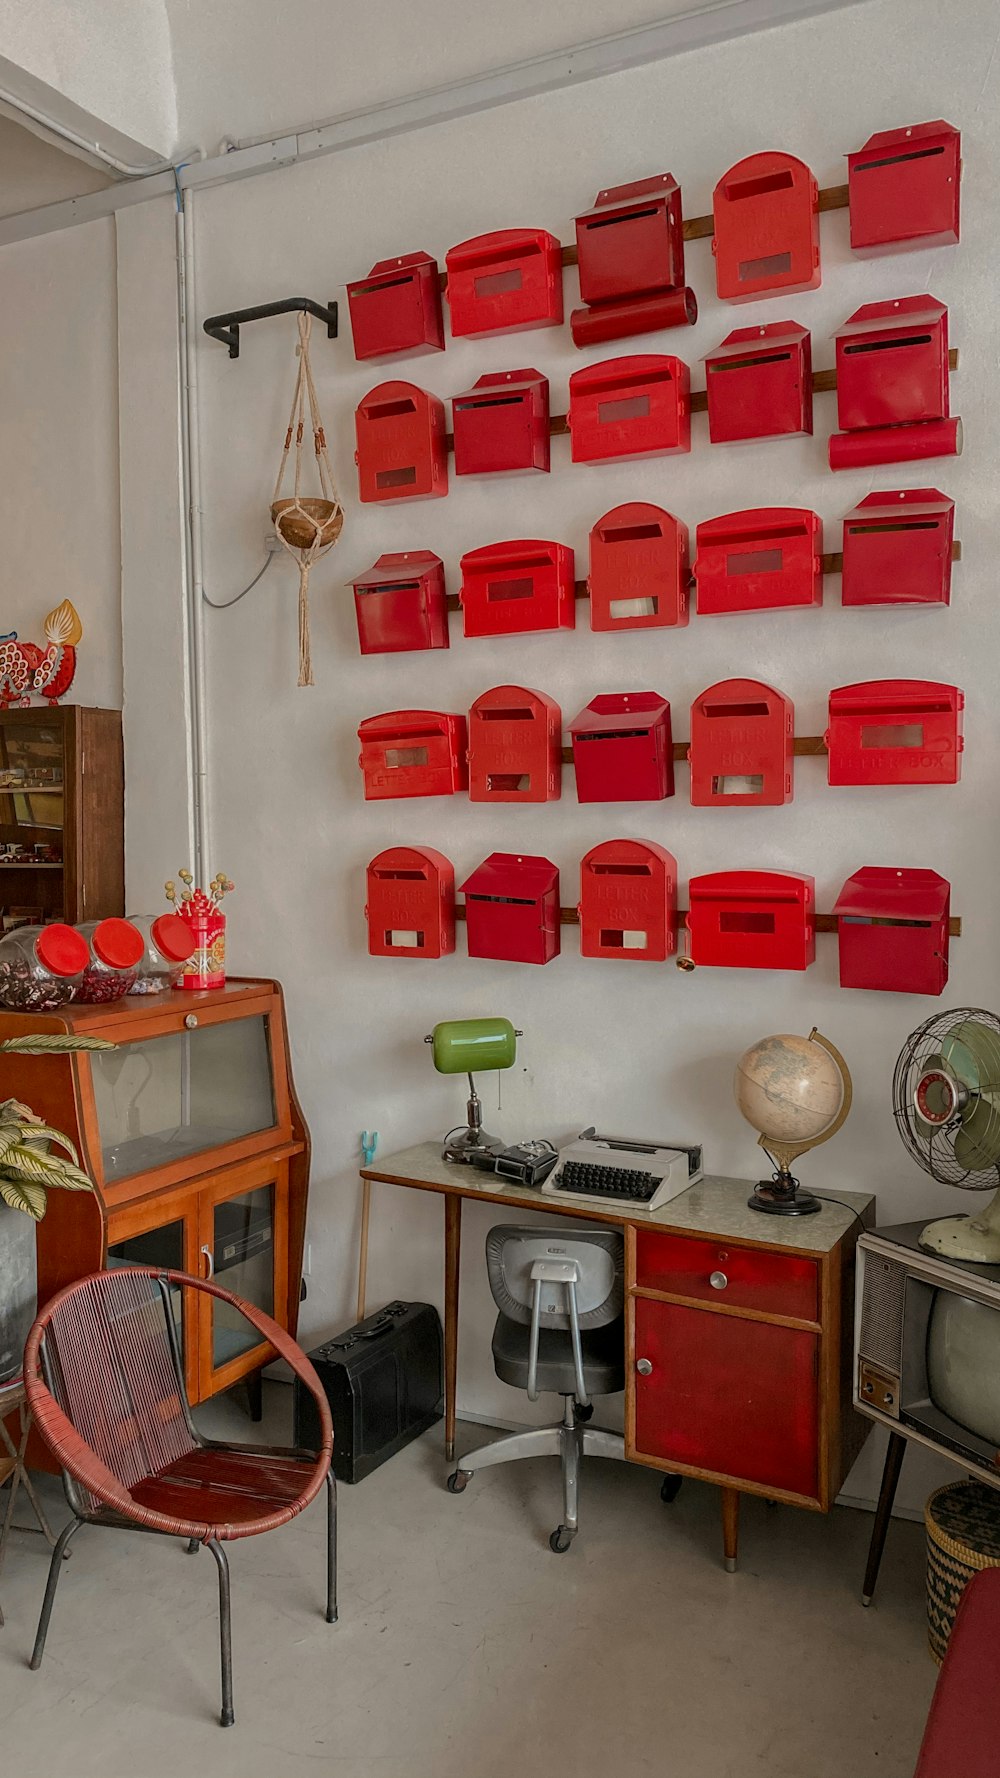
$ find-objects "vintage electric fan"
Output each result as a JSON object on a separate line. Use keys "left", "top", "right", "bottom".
{"left": 893, "top": 1009, "right": 1000, "bottom": 1262}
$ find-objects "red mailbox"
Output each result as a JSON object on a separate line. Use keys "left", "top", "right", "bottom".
{"left": 847, "top": 121, "right": 961, "bottom": 256}
{"left": 712, "top": 152, "right": 820, "bottom": 302}
{"left": 825, "top": 681, "right": 964, "bottom": 786}
{"left": 452, "top": 369, "right": 549, "bottom": 476}
{"left": 467, "top": 684, "right": 561, "bottom": 803}
{"left": 568, "top": 355, "right": 691, "bottom": 462}
{"left": 445, "top": 229, "right": 563, "bottom": 337}
{"left": 352, "top": 551, "right": 449, "bottom": 654}
{"left": 841, "top": 490, "right": 955, "bottom": 607}
{"left": 688, "top": 679, "right": 794, "bottom": 807}
{"left": 461, "top": 852, "right": 560, "bottom": 965}
{"left": 704, "top": 321, "right": 812, "bottom": 443}
{"left": 578, "top": 840, "right": 677, "bottom": 962}
{"left": 459, "top": 539, "right": 575, "bottom": 638}
{"left": 834, "top": 866, "right": 950, "bottom": 996}
{"left": 346, "top": 252, "right": 445, "bottom": 360}
{"left": 570, "top": 693, "right": 673, "bottom": 803}
{"left": 686, "top": 871, "right": 815, "bottom": 971}
{"left": 357, "top": 709, "right": 468, "bottom": 800}
{"left": 365, "top": 846, "right": 455, "bottom": 958}
{"left": 829, "top": 295, "right": 960, "bottom": 470}
{"left": 588, "top": 503, "right": 689, "bottom": 632}
{"left": 354, "top": 381, "right": 448, "bottom": 502}
{"left": 571, "top": 174, "right": 696, "bottom": 346}
{"left": 694, "top": 508, "right": 822, "bottom": 615}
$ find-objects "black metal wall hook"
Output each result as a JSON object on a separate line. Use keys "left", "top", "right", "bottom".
{"left": 203, "top": 296, "right": 338, "bottom": 359}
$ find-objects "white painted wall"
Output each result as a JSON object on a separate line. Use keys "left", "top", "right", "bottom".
{"left": 0, "top": 3, "right": 176, "bottom": 158}
{"left": 0, "top": 217, "right": 122, "bottom": 708}
{"left": 116, "top": 0, "right": 1000, "bottom": 1514}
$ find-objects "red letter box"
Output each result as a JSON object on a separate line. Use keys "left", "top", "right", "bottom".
{"left": 346, "top": 252, "right": 445, "bottom": 360}
{"left": 459, "top": 539, "right": 575, "bottom": 638}
{"left": 578, "top": 839, "right": 677, "bottom": 962}
{"left": 825, "top": 681, "right": 964, "bottom": 786}
{"left": 848, "top": 121, "right": 961, "bottom": 256}
{"left": 841, "top": 490, "right": 955, "bottom": 607}
{"left": 570, "top": 174, "right": 696, "bottom": 346}
{"left": 694, "top": 508, "right": 822, "bottom": 615}
{"left": 357, "top": 709, "right": 468, "bottom": 800}
{"left": 712, "top": 153, "right": 820, "bottom": 302}
{"left": 354, "top": 381, "right": 448, "bottom": 503}
{"left": 568, "top": 355, "right": 690, "bottom": 462}
{"left": 445, "top": 229, "right": 563, "bottom": 337}
{"left": 834, "top": 866, "right": 950, "bottom": 996}
{"left": 570, "top": 693, "right": 673, "bottom": 803}
{"left": 467, "top": 684, "right": 561, "bottom": 803}
{"left": 461, "top": 852, "right": 560, "bottom": 965}
{"left": 365, "top": 846, "right": 455, "bottom": 958}
{"left": 688, "top": 679, "right": 794, "bottom": 807}
{"left": 829, "top": 296, "right": 960, "bottom": 470}
{"left": 452, "top": 369, "right": 549, "bottom": 476}
{"left": 352, "top": 551, "right": 449, "bottom": 654}
{"left": 686, "top": 871, "right": 815, "bottom": 971}
{"left": 704, "top": 322, "right": 812, "bottom": 444}
{"left": 588, "top": 503, "right": 689, "bottom": 632}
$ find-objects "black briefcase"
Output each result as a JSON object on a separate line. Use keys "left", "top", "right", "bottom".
{"left": 294, "top": 1300, "right": 443, "bottom": 1483}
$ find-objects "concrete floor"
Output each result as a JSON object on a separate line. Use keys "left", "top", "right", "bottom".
{"left": 0, "top": 1384, "right": 934, "bottom": 1778}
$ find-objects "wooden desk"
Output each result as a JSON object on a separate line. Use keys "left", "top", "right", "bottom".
{"left": 359, "top": 1143, "right": 874, "bottom": 1568}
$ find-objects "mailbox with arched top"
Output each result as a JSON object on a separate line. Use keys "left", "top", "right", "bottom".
{"left": 578, "top": 840, "right": 677, "bottom": 961}
{"left": 354, "top": 380, "right": 449, "bottom": 502}
{"left": 711, "top": 152, "right": 820, "bottom": 302}
{"left": 689, "top": 679, "right": 794, "bottom": 806}
{"left": 467, "top": 684, "right": 562, "bottom": 803}
{"left": 587, "top": 503, "right": 689, "bottom": 633}
{"left": 365, "top": 846, "right": 455, "bottom": 958}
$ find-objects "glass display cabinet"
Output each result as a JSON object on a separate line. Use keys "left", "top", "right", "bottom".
{"left": 0, "top": 706, "right": 124, "bottom": 926}
{"left": 0, "top": 979, "right": 309, "bottom": 1413}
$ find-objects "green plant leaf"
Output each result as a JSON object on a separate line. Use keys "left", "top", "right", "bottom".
{"left": 0, "top": 1175, "right": 47, "bottom": 1219}
{"left": 0, "top": 1035, "right": 116, "bottom": 1053}
{"left": 3, "top": 1145, "right": 91, "bottom": 1192}
{"left": 15, "top": 1124, "right": 80, "bottom": 1164}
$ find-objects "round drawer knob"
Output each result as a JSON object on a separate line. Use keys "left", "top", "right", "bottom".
{"left": 184, "top": 1014, "right": 198, "bottom": 1030}
{"left": 710, "top": 1271, "right": 728, "bottom": 1291}
{"left": 636, "top": 1358, "right": 653, "bottom": 1377}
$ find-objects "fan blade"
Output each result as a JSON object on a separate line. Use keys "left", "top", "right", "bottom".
{"left": 940, "top": 1031, "right": 982, "bottom": 1093}
{"left": 950, "top": 1020, "right": 1000, "bottom": 1090}
{"left": 955, "top": 1097, "right": 1000, "bottom": 1171}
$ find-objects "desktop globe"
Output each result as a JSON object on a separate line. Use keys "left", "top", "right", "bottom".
{"left": 735, "top": 1029, "right": 853, "bottom": 1216}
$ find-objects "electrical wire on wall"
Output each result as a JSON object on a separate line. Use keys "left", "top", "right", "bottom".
{"left": 201, "top": 551, "right": 278, "bottom": 610}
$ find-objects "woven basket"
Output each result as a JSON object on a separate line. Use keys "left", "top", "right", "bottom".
{"left": 271, "top": 496, "right": 344, "bottom": 553}
{"left": 925, "top": 1479, "right": 1000, "bottom": 1663}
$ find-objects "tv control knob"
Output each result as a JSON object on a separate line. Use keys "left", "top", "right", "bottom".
{"left": 636, "top": 1358, "right": 653, "bottom": 1377}
{"left": 710, "top": 1271, "right": 728, "bottom": 1290}
{"left": 883, "top": 1392, "right": 895, "bottom": 1408}
{"left": 863, "top": 1381, "right": 874, "bottom": 1396}
{"left": 184, "top": 1014, "right": 198, "bottom": 1030}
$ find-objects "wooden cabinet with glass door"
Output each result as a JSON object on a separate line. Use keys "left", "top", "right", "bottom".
{"left": 0, "top": 705, "right": 124, "bottom": 925}
{"left": 0, "top": 979, "right": 310, "bottom": 1423}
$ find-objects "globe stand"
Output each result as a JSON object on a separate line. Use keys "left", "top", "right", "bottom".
{"left": 748, "top": 1168, "right": 822, "bottom": 1217}
{"left": 742, "top": 1030, "right": 853, "bottom": 1220}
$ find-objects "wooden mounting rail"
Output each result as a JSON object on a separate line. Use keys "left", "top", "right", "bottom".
{"left": 452, "top": 903, "right": 962, "bottom": 937}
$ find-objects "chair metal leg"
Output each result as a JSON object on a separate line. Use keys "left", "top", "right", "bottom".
{"left": 561, "top": 1425, "right": 581, "bottom": 1534}
{"left": 451, "top": 1425, "right": 563, "bottom": 1478}
{"left": 29, "top": 1516, "right": 82, "bottom": 1670}
{"left": 185, "top": 1537, "right": 200, "bottom": 1554}
{"left": 207, "top": 1538, "right": 235, "bottom": 1727}
{"left": 325, "top": 1467, "right": 338, "bottom": 1624}
{"left": 580, "top": 1428, "right": 626, "bottom": 1461}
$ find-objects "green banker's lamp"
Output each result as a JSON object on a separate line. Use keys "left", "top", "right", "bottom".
{"left": 425, "top": 1017, "right": 521, "bottom": 1163}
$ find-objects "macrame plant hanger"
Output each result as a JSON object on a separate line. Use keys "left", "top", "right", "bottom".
{"left": 270, "top": 311, "right": 344, "bottom": 686}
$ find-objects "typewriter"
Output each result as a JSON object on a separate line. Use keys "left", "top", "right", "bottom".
{"left": 541, "top": 1129, "right": 703, "bottom": 1212}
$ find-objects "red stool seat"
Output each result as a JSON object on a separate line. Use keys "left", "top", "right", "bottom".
{"left": 915, "top": 1566, "right": 1000, "bottom": 1777}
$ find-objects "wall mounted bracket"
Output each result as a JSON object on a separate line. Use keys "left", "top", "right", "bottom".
{"left": 203, "top": 295, "right": 338, "bottom": 359}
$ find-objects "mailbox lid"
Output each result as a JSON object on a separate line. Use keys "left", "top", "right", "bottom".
{"left": 689, "top": 677, "right": 794, "bottom": 806}
{"left": 704, "top": 320, "right": 812, "bottom": 443}
{"left": 346, "top": 251, "right": 445, "bottom": 360}
{"left": 445, "top": 229, "right": 564, "bottom": 336}
{"left": 841, "top": 489, "right": 955, "bottom": 607}
{"left": 834, "top": 866, "right": 950, "bottom": 995}
{"left": 834, "top": 865, "right": 949, "bottom": 923}
{"left": 848, "top": 121, "right": 961, "bottom": 254}
{"left": 570, "top": 690, "right": 671, "bottom": 738}
{"left": 459, "top": 538, "right": 576, "bottom": 637}
{"left": 826, "top": 679, "right": 964, "bottom": 785}
{"left": 575, "top": 174, "right": 685, "bottom": 304}
{"left": 579, "top": 838, "right": 678, "bottom": 961}
{"left": 365, "top": 845, "right": 455, "bottom": 958}
{"left": 452, "top": 368, "right": 550, "bottom": 475}
{"left": 461, "top": 851, "right": 559, "bottom": 899}
{"left": 351, "top": 550, "right": 449, "bottom": 653}
{"left": 568, "top": 353, "right": 691, "bottom": 461}
{"left": 712, "top": 151, "right": 820, "bottom": 301}
{"left": 588, "top": 501, "right": 690, "bottom": 632}
{"left": 687, "top": 870, "right": 816, "bottom": 970}
{"left": 354, "top": 379, "right": 449, "bottom": 502}
{"left": 834, "top": 296, "right": 949, "bottom": 430}
{"left": 694, "top": 507, "right": 822, "bottom": 614}
{"left": 467, "top": 683, "right": 562, "bottom": 803}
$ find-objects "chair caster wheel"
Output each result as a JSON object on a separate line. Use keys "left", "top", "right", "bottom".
{"left": 660, "top": 1475, "right": 683, "bottom": 1504}
{"left": 446, "top": 1470, "right": 470, "bottom": 1494}
{"left": 549, "top": 1526, "right": 574, "bottom": 1554}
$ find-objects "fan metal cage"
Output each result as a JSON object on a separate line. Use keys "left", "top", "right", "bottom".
{"left": 893, "top": 1008, "right": 1000, "bottom": 1190}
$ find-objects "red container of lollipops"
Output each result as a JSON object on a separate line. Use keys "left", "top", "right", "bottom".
{"left": 167, "top": 870, "right": 234, "bottom": 990}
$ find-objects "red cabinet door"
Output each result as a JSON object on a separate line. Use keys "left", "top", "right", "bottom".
{"left": 633, "top": 1297, "right": 819, "bottom": 1498}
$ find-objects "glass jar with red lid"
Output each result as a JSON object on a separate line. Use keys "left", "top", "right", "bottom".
{"left": 126, "top": 913, "right": 197, "bottom": 993}
{"left": 0, "top": 923, "right": 89, "bottom": 1010}
{"left": 75, "top": 918, "right": 145, "bottom": 1004}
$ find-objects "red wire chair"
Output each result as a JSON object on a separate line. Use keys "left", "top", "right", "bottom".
{"left": 23, "top": 1266, "right": 335, "bottom": 1727}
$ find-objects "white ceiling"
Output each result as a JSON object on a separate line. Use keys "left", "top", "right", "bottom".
{"left": 0, "top": 113, "right": 114, "bottom": 219}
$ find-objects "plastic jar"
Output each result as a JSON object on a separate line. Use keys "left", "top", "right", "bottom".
{"left": 75, "top": 918, "right": 145, "bottom": 1003}
{"left": 126, "top": 913, "right": 197, "bottom": 993}
{"left": 0, "top": 923, "right": 89, "bottom": 1010}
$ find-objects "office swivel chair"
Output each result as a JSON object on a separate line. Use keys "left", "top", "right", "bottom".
{"left": 447, "top": 1225, "right": 628, "bottom": 1551}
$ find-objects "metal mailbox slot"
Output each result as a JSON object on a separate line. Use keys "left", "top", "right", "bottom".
{"left": 452, "top": 369, "right": 549, "bottom": 476}
{"left": 568, "top": 355, "right": 691, "bottom": 462}
{"left": 445, "top": 229, "right": 563, "bottom": 337}
{"left": 570, "top": 693, "right": 674, "bottom": 803}
{"left": 459, "top": 540, "right": 575, "bottom": 638}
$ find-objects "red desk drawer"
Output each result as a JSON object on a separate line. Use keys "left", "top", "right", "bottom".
{"left": 634, "top": 1229, "right": 818, "bottom": 1320}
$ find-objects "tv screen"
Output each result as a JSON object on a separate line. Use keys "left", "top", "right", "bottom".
{"left": 927, "top": 1289, "right": 1000, "bottom": 1449}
